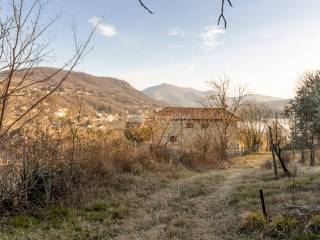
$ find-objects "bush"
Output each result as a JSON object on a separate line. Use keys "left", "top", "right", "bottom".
{"left": 271, "top": 215, "right": 298, "bottom": 233}
{"left": 0, "top": 127, "right": 155, "bottom": 214}
{"left": 239, "top": 211, "right": 266, "bottom": 233}
{"left": 0, "top": 118, "right": 210, "bottom": 214}
{"left": 124, "top": 123, "right": 151, "bottom": 144}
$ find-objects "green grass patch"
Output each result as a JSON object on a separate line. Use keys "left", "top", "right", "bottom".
{"left": 85, "top": 201, "right": 109, "bottom": 212}
{"left": 41, "top": 207, "right": 74, "bottom": 228}
{"left": 84, "top": 200, "right": 127, "bottom": 222}
{"left": 10, "top": 215, "right": 41, "bottom": 228}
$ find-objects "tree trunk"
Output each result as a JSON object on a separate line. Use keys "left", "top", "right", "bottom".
{"left": 220, "top": 137, "right": 227, "bottom": 160}
{"left": 217, "top": 130, "right": 228, "bottom": 160}
{"left": 300, "top": 148, "right": 305, "bottom": 164}
{"left": 310, "top": 148, "right": 315, "bottom": 167}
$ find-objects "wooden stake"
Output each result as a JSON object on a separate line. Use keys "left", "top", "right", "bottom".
{"left": 259, "top": 189, "right": 268, "bottom": 220}
{"left": 268, "top": 126, "right": 278, "bottom": 179}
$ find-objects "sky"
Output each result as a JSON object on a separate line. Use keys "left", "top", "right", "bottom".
{"left": 12, "top": 0, "right": 320, "bottom": 98}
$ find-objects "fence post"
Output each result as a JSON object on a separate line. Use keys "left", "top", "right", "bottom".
{"left": 259, "top": 189, "right": 268, "bottom": 220}
{"left": 268, "top": 126, "right": 278, "bottom": 179}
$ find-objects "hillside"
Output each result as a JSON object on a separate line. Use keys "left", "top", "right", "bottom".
{"left": 9, "top": 67, "right": 162, "bottom": 116}
{"left": 263, "top": 99, "right": 291, "bottom": 112}
{"left": 143, "top": 83, "right": 211, "bottom": 107}
{"left": 143, "top": 83, "right": 290, "bottom": 111}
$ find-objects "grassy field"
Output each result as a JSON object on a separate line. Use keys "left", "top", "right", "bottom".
{"left": 1, "top": 152, "right": 320, "bottom": 240}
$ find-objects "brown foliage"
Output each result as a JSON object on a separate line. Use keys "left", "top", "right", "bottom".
{"left": 0, "top": 126, "right": 159, "bottom": 213}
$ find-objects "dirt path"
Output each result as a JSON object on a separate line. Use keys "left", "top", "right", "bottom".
{"left": 115, "top": 153, "right": 269, "bottom": 240}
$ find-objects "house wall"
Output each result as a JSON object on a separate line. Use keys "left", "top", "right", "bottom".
{"left": 149, "top": 118, "right": 240, "bottom": 152}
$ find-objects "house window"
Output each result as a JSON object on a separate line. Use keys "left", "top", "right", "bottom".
{"left": 170, "top": 135, "right": 177, "bottom": 143}
{"left": 201, "top": 122, "right": 209, "bottom": 129}
{"left": 185, "top": 122, "right": 193, "bottom": 128}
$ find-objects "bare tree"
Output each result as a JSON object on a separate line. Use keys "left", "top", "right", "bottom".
{"left": 68, "top": 89, "right": 84, "bottom": 181}
{"left": 0, "top": 0, "right": 94, "bottom": 139}
{"left": 238, "top": 102, "right": 271, "bottom": 152}
{"left": 269, "top": 116, "right": 291, "bottom": 177}
{"left": 188, "top": 122, "right": 216, "bottom": 161}
{"left": 200, "top": 76, "right": 246, "bottom": 159}
{"left": 147, "top": 117, "right": 174, "bottom": 147}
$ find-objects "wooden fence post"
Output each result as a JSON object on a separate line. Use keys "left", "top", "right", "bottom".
{"left": 268, "top": 126, "right": 291, "bottom": 177}
{"left": 268, "top": 126, "right": 278, "bottom": 179}
{"left": 259, "top": 189, "right": 268, "bottom": 220}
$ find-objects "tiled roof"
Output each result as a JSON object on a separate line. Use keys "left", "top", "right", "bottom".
{"left": 147, "top": 107, "right": 239, "bottom": 121}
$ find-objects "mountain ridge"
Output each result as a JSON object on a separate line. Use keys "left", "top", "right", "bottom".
{"left": 143, "top": 82, "right": 291, "bottom": 110}
{"left": 6, "top": 67, "right": 162, "bottom": 116}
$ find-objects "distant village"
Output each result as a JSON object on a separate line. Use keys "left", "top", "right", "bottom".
{"left": 21, "top": 86, "right": 151, "bottom": 131}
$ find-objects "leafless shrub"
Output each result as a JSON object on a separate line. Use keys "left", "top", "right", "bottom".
{"left": 238, "top": 102, "right": 271, "bottom": 153}
{"left": 0, "top": 125, "right": 159, "bottom": 213}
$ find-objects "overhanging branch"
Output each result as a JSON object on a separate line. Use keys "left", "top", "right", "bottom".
{"left": 218, "top": 0, "right": 233, "bottom": 28}
{"left": 138, "top": 0, "right": 153, "bottom": 14}
{"left": 137, "top": 0, "right": 233, "bottom": 28}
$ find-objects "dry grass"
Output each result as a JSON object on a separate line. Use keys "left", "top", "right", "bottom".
{"left": 1, "top": 150, "right": 320, "bottom": 239}
{"left": 0, "top": 151, "right": 263, "bottom": 239}
{"left": 230, "top": 152, "right": 273, "bottom": 168}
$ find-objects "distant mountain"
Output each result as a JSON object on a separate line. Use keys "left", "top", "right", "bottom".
{"left": 143, "top": 83, "right": 212, "bottom": 107}
{"left": 143, "top": 83, "right": 291, "bottom": 111}
{"left": 9, "top": 67, "right": 162, "bottom": 116}
{"left": 263, "top": 99, "right": 291, "bottom": 112}
{"left": 242, "top": 94, "right": 285, "bottom": 103}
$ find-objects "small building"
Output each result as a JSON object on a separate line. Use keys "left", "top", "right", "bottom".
{"left": 145, "top": 107, "right": 240, "bottom": 152}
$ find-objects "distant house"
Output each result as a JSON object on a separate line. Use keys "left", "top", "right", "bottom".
{"left": 145, "top": 107, "right": 240, "bottom": 152}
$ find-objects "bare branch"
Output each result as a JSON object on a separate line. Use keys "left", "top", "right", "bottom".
{"left": 138, "top": 0, "right": 154, "bottom": 14}
{"left": 218, "top": 0, "right": 233, "bottom": 28}
{"left": 0, "top": 0, "right": 95, "bottom": 138}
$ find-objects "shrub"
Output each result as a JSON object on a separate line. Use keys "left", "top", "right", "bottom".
{"left": 239, "top": 211, "right": 266, "bottom": 233}
{"left": 124, "top": 123, "right": 151, "bottom": 144}
{"left": 271, "top": 215, "right": 298, "bottom": 233}
{"left": 0, "top": 127, "right": 154, "bottom": 213}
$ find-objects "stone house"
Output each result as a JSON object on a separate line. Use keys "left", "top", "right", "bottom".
{"left": 145, "top": 107, "right": 241, "bottom": 152}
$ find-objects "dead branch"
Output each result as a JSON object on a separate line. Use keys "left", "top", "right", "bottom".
{"left": 137, "top": 0, "right": 233, "bottom": 28}
{"left": 218, "top": 0, "right": 233, "bottom": 28}
{"left": 0, "top": 0, "right": 95, "bottom": 138}
{"left": 138, "top": 0, "right": 154, "bottom": 14}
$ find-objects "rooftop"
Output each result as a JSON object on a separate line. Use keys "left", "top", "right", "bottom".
{"left": 147, "top": 107, "right": 239, "bottom": 121}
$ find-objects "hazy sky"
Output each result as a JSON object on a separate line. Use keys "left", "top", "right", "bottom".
{"left": 22, "top": 0, "right": 320, "bottom": 97}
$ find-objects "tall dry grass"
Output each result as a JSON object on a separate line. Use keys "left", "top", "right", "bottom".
{"left": 0, "top": 124, "right": 180, "bottom": 214}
